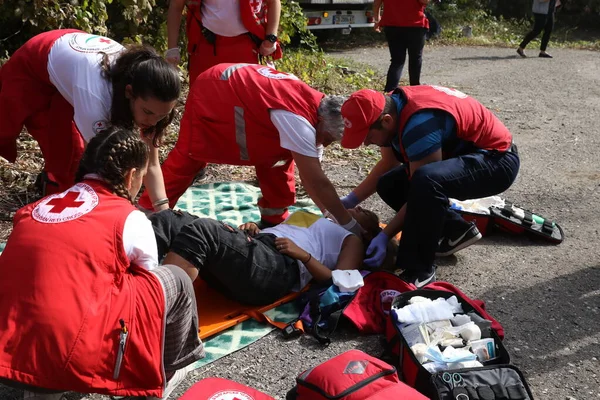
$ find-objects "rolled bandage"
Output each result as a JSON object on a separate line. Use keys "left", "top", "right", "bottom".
{"left": 165, "top": 47, "right": 181, "bottom": 63}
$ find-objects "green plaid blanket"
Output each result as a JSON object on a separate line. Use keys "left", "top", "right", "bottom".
{"left": 177, "top": 182, "right": 320, "bottom": 370}
{"left": 0, "top": 182, "right": 321, "bottom": 370}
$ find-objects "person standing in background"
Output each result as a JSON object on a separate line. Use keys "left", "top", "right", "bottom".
{"left": 374, "top": 0, "right": 430, "bottom": 91}
{"left": 165, "top": 0, "right": 282, "bottom": 86}
{"left": 517, "top": 0, "right": 560, "bottom": 58}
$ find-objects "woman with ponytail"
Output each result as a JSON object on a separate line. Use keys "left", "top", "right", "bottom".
{"left": 0, "top": 127, "right": 204, "bottom": 400}
{"left": 0, "top": 30, "right": 180, "bottom": 212}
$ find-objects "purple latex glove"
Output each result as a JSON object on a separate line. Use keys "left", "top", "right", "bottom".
{"left": 340, "top": 192, "right": 360, "bottom": 209}
{"left": 364, "top": 231, "right": 389, "bottom": 267}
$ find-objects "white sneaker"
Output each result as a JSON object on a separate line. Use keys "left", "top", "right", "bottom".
{"left": 23, "top": 391, "right": 65, "bottom": 400}
{"left": 147, "top": 368, "right": 188, "bottom": 400}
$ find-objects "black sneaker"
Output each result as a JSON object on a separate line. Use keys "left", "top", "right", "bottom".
{"left": 436, "top": 222, "right": 482, "bottom": 257}
{"left": 398, "top": 266, "right": 436, "bottom": 288}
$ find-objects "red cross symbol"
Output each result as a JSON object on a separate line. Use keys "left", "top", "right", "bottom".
{"left": 46, "top": 191, "right": 85, "bottom": 214}
{"left": 250, "top": 0, "right": 261, "bottom": 12}
{"left": 99, "top": 38, "right": 112, "bottom": 44}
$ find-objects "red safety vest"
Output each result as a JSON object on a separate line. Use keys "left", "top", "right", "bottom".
{"left": 185, "top": 0, "right": 282, "bottom": 59}
{"left": 395, "top": 85, "right": 512, "bottom": 161}
{"left": 0, "top": 180, "right": 165, "bottom": 397}
{"left": 184, "top": 63, "right": 325, "bottom": 165}
{"left": 380, "top": 0, "right": 429, "bottom": 28}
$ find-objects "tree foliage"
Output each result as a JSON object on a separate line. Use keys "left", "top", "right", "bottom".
{"left": 0, "top": 0, "right": 316, "bottom": 58}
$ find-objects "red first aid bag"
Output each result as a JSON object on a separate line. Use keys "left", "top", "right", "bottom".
{"left": 287, "top": 349, "right": 428, "bottom": 399}
{"left": 180, "top": 377, "right": 275, "bottom": 400}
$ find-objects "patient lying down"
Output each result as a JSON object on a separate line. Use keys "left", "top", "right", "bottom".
{"left": 150, "top": 208, "right": 385, "bottom": 306}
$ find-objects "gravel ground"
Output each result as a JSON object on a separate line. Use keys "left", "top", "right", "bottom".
{"left": 1, "top": 44, "right": 599, "bottom": 399}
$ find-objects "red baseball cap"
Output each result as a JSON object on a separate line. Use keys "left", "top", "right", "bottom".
{"left": 341, "top": 89, "right": 386, "bottom": 149}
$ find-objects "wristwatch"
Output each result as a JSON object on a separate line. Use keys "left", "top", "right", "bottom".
{"left": 265, "top": 34, "right": 278, "bottom": 43}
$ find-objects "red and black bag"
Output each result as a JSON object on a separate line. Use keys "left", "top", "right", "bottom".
{"left": 286, "top": 349, "right": 428, "bottom": 400}
{"left": 180, "top": 377, "right": 275, "bottom": 399}
{"left": 298, "top": 271, "right": 415, "bottom": 344}
{"left": 456, "top": 199, "right": 564, "bottom": 244}
{"left": 385, "top": 283, "right": 533, "bottom": 399}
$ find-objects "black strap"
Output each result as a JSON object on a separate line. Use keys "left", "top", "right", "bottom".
{"left": 467, "top": 386, "right": 481, "bottom": 400}
{"left": 501, "top": 201, "right": 514, "bottom": 217}
{"left": 491, "top": 383, "right": 510, "bottom": 399}
{"left": 523, "top": 210, "right": 534, "bottom": 226}
{"left": 307, "top": 283, "right": 332, "bottom": 345}
{"left": 477, "top": 386, "right": 496, "bottom": 400}
{"left": 506, "top": 384, "right": 528, "bottom": 400}
{"left": 542, "top": 219, "right": 554, "bottom": 233}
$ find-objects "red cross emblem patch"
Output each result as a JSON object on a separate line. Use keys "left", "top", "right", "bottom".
{"left": 93, "top": 120, "right": 109, "bottom": 134}
{"left": 256, "top": 67, "right": 298, "bottom": 81}
{"left": 32, "top": 183, "right": 99, "bottom": 224}
{"left": 208, "top": 391, "right": 255, "bottom": 400}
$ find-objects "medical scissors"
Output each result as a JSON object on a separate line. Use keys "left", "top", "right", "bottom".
{"left": 442, "top": 372, "right": 464, "bottom": 389}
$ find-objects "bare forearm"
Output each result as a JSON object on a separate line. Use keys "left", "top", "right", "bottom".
{"left": 265, "top": 0, "right": 281, "bottom": 35}
{"left": 143, "top": 148, "right": 169, "bottom": 211}
{"left": 167, "top": 0, "right": 186, "bottom": 49}
{"left": 352, "top": 155, "right": 400, "bottom": 202}
{"left": 383, "top": 204, "right": 406, "bottom": 237}
{"left": 302, "top": 253, "right": 333, "bottom": 282}
{"left": 304, "top": 174, "right": 351, "bottom": 225}
{"left": 300, "top": 170, "right": 326, "bottom": 212}
{"left": 373, "top": 0, "right": 383, "bottom": 20}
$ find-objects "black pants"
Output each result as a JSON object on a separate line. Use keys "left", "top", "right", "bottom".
{"left": 376, "top": 149, "right": 520, "bottom": 272}
{"left": 520, "top": 12, "right": 554, "bottom": 51}
{"left": 384, "top": 26, "right": 427, "bottom": 90}
{"left": 153, "top": 211, "right": 300, "bottom": 306}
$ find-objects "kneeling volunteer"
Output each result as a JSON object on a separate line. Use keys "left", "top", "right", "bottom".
{"left": 0, "top": 128, "right": 204, "bottom": 400}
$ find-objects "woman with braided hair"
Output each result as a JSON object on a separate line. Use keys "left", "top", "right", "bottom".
{"left": 0, "top": 127, "right": 204, "bottom": 400}
{"left": 0, "top": 30, "right": 180, "bottom": 212}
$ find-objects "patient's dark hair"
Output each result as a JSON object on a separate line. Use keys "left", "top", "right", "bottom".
{"left": 102, "top": 45, "right": 180, "bottom": 147}
{"left": 75, "top": 127, "right": 149, "bottom": 204}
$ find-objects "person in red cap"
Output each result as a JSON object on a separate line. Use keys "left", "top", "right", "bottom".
{"left": 338, "top": 86, "right": 520, "bottom": 287}
{"left": 138, "top": 63, "right": 364, "bottom": 236}
{"left": 165, "top": 0, "right": 282, "bottom": 87}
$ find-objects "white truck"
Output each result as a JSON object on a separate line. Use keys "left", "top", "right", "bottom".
{"left": 298, "top": 0, "right": 375, "bottom": 34}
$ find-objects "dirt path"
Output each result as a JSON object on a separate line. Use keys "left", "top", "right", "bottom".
{"left": 325, "top": 44, "right": 600, "bottom": 399}
{"left": 1, "top": 45, "right": 599, "bottom": 400}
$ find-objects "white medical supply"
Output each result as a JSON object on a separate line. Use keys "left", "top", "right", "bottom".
{"left": 470, "top": 338, "right": 496, "bottom": 362}
{"left": 331, "top": 269, "right": 364, "bottom": 292}
{"left": 393, "top": 296, "right": 462, "bottom": 324}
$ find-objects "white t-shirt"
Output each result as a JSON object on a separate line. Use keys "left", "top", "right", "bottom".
{"left": 123, "top": 210, "right": 159, "bottom": 271}
{"left": 85, "top": 174, "right": 158, "bottom": 271}
{"left": 270, "top": 109, "right": 324, "bottom": 160}
{"left": 263, "top": 218, "right": 352, "bottom": 290}
{"left": 201, "top": 0, "right": 248, "bottom": 37}
{"left": 47, "top": 32, "right": 124, "bottom": 142}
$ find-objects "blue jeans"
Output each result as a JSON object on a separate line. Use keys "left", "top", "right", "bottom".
{"left": 377, "top": 149, "right": 520, "bottom": 272}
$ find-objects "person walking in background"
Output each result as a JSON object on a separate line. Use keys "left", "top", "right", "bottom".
{"left": 373, "top": 0, "right": 430, "bottom": 90}
{"left": 517, "top": 0, "right": 560, "bottom": 58}
{"left": 166, "top": 0, "right": 282, "bottom": 86}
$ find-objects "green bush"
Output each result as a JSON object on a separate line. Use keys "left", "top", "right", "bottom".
{"left": 0, "top": 0, "right": 315, "bottom": 58}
